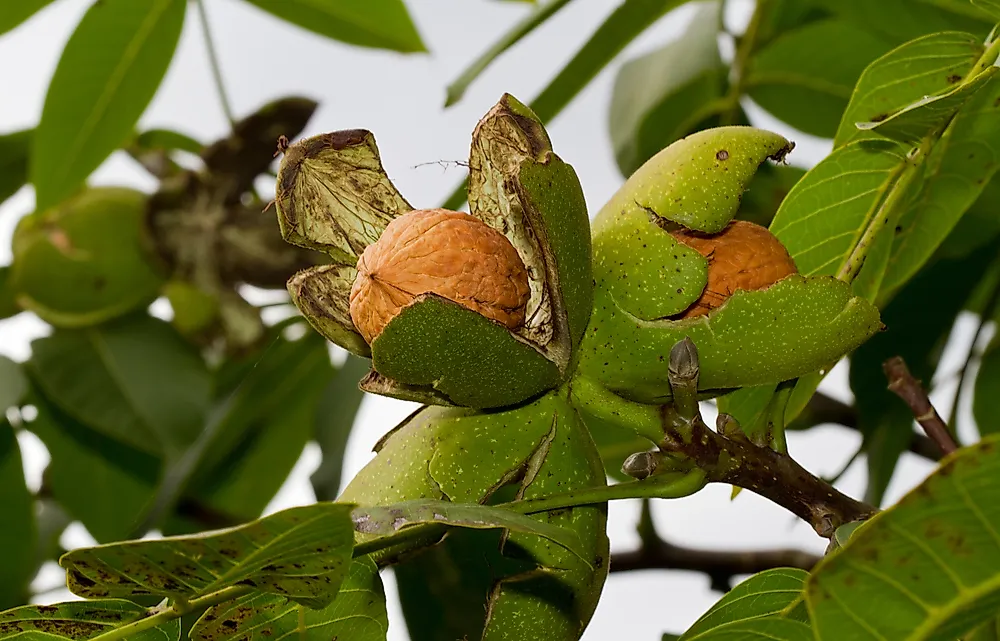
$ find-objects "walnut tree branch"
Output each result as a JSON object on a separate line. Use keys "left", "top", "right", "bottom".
{"left": 883, "top": 356, "right": 958, "bottom": 456}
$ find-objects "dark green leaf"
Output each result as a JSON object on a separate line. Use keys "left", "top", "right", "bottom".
{"left": 61, "top": 502, "right": 356, "bottom": 608}
{"left": 353, "top": 499, "right": 590, "bottom": 564}
{"left": 31, "top": 0, "right": 186, "bottom": 210}
{"left": 746, "top": 20, "right": 893, "bottom": 138}
{"left": 834, "top": 32, "right": 985, "bottom": 147}
{"left": 28, "top": 314, "right": 211, "bottom": 457}
{"left": 0, "top": 266, "right": 18, "bottom": 320}
{"left": 807, "top": 434, "right": 1000, "bottom": 641}
{"left": 680, "top": 568, "right": 809, "bottom": 640}
{"left": 0, "top": 421, "right": 35, "bottom": 610}
{"left": 531, "top": 0, "right": 691, "bottom": 123}
{"left": 609, "top": 1, "right": 726, "bottom": 176}
{"left": 975, "top": 336, "right": 1000, "bottom": 436}
{"left": 311, "top": 354, "right": 368, "bottom": 501}
{"left": 0, "top": 356, "right": 26, "bottom": 412}
{"left": 0, "top": 129, "right": 31, "bottom": 207}
{"left": 737, "top": 163, "right": 806, "bottom": 228}
{"left": 0, "top": 0, "right": 56, "bottom": 36}
{"left": 850, "top": 245, "right": 993, "bottom": 505}
{"left": 240, "top": 0, "right": 425, "bottom": 52}
{"left": 0, "top": 600, "right": 179, "bottom": 641}
{"left": 127, "top": 128, "right": 204, "bottom": 179}
{"left": 26, "top": 390, "right": 160, "bottom": 542}
{"left": 808, "top": 0, "right": 993, "bottom": 45}
{"left": 190, "top": 557, "right": 386, "bottom": 641}
{"left": 445, "top": 0, "right": 574, "bottom": 106}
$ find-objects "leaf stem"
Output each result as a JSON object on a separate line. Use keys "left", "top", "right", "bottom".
{"left": 720, "top": 0, "right": 767, "bottom": 124}
{"left": 195, "top": 0, "right": 235, "bottom": 126}
{"left": 444, "top": 0, "right": 575, "bottom": 107}
{"left": 88, "top": 586, "right": 251, "bottom": 641}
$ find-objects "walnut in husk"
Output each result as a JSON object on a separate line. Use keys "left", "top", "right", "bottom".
{"left": 670, "top": 220, "right": 797, "bottom": 318}
{"left": 349, "top": 209, "right": 530, "bottom": 343}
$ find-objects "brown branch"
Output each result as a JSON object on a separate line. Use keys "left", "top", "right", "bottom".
{"left": 655, "top": 339, "right": 878, "bottom": 538}
{"left": 883, "top": 356, "right": 958, "bottom": 456}
{"left": 789, "top": 392, "right": 941, "bottom": 461}
{"left": 610, "top": 500, "right": 821, "bottom": 591}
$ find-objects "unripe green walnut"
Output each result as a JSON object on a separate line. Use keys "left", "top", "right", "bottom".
{"left": 349, "top": 209, "right": 530, "bottom": 344}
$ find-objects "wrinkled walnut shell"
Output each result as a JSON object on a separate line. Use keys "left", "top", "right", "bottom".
{"left": 349, "top": 209, "right": 530, "bottom": 343}
{"left": 670, "top": 220, "right": 797, "bottom": 318}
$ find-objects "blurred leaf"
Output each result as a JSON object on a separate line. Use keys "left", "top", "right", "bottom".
{"left": 754, "top": 0, "right": 832, "bottom": 49}
{"left": 851, "top": 245, "right": 994, "bottom": 506}
{"left": 973, "top": 0, "right": 1000, "bottom": 19}
{"left": 0, "top": 356, "right": 26, "bottom": 412}
{"left": 880, "top": 76, "right": 1000, "bottom": 299}
{"left": 0, "top": 421, "right": 35, "bottom": 609}
{"left": 180, "top": 332, "right": 335, "bottom": 526}
{"left": 680, "top": 569, "right": 809, "bottom": 640}
{"left": 532, "top": 0, "right": 690, "bottom": 123}
{"left": 737, "top": 163, "right": 806, "bottom": 228}
{"left": 0, "top": 129, "right": 31, "bottom": 207}
{"left": 240, "top": 0, "right": 425, "bottom": 52}
{"left": 191, "top": 557, "right": 386, "bottom": 641}
{"left": 975, "top": 336, "right": 1000, "bottom": 436}
{"left": 808, "top": 0, "right": 993, "bottom": 44}
{"left": 0, "top": 267, "right": 18, "bottom": 320}
{"left": 62, "top": 502, "right": 355, "bottom": 608}
{"left": 745, "top": 20, "right": 893, "bottom": 138}
{"left": 127, "top": 128, "right": 204, "bottom": 179}
{"left": 682, "top": 619, "right": 812, "bottom": 641}
{"left": 807, "top": 434, "right": 1000, "bottom": 641}
{"left": 609, "top": 1, "right": 726, "bottom": 177}
{"left": 0, "top": 0, "right": 56, "bottom": 36}
{"left": 445, "top": 0, "right": 574, "bottom": 107}
{"left": 0, "top": 600, "right": 179, "bottom": 641}
{"left": 311, "top": 354, "right": 368, "bottom": 501}
{"left": 835, "top": 32, "right": 986, "bottom": 147}
{"left": 27, "top": 390, "right": 160, "bottom": 542}
{"left": 31, "top": 0, "right": 186, "bottom": 210}
{"left": 28, "top": 314, "right": 211, "bottom": 457}
{"left": 969, "top": 617, "right": 1000, "bottom": 641}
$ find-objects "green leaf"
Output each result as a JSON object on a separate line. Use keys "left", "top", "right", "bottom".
{"left": 311, "top": 354, "right": 368, "bottom": 502}
{"left": 0, "top": 356, "right": 26, "bottom": 412}
{"left": 445, "top": 0, "right": 573, "bottom": 106}
{"left": 808, "top": 0, "right": 993, "bottom": 45}
{"left": 973, "top": 0, "right": 1000, "bottom": 19}
{"left": 0, "top": 267, "right": 18, "bottom": 320}
{"left": 127, "top": 128, "right": 204, "bottom": 179}
{"left": 0, "top": 600, "right": 179, "bottom": 641}
{"left": 746, "top": 20, "right": 893, "bottom": 138}
{"left": 353, "top": 499, "right": 590, "bottom": 563}
{"left": 682, "top": 619, "right": 813, "bottom": 641}
{"left": 974, "top": 337, "right": 1000, "bottom": 436}
{"left": 880, "top": 75, "right": 1000, "bottom": 297}
{"left": 31, "top": 0, "right": 186, "bottom": 210}
{"left": 0, "top": 421, "right": 35, "bottom": 610}
{"left": 240, "top": 0, "right": 425, "bottom": 52}
{"left": 680, "top": 568, "right": 810, "bottom": 640}
{"left": 736, "top": 163, "right": 806, "bottom": 228}
{"left": 807, "top": 434, "right": 1000, "bottom": 641}
{"left": 609, "top": 0, "right": 726, "bottom": 176}
{"left": 28, "top": 314, "right": 211, "bottom": 457}
{"left": 190, "top": 557, "right": 386, "bottom": 641}
{"left": 61, "top": 502, "right": 356, "bottom": 608}
{"left": 0, "top": 129, "right": 31, "bottom": 207}
{"left": 834, "top": 32, "right": 986, "bottom": 147}
{"left": 0, "top": 0, "right": 56, "bottom": 36}
{"left": 531, "top": 0, "right": 691, "bottom": 123}
{"left": 178, "top": 332, "right": 335, "bottom": 526}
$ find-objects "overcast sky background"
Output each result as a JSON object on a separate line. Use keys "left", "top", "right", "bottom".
{"left": 0, "top": 1, "right": 978, "bottom": 639}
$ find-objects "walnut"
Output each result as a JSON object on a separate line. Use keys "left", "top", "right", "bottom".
{"left": 670, "top": 220, "right": 797, "bottom": 318}
{"left": 349, "top": 208, "right": 531, "bottom": 343}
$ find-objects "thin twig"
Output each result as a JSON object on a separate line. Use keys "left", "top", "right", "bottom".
{"left": 883, "top": 356, "right": 958, "bottom": 456}
{"left": 195, "top": 0, "right": 235, "bottom": 126}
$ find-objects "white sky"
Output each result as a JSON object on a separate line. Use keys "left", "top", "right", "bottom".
{"left": 0, "top": 1, "right": 972, "bottom": 639}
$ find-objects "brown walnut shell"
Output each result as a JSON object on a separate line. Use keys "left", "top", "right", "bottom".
{"left": 670, "top": 220, "right": 798, "bottom": 318}
{"left": 349, "top": 208, "right": 531, "bottom": 344}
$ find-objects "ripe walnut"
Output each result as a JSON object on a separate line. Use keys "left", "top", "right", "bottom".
{"left": 670, "top": 220, "right": 797, "bottom": 318}
{"left": 349, "top": 208, "right": 530, "bottom": 344}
